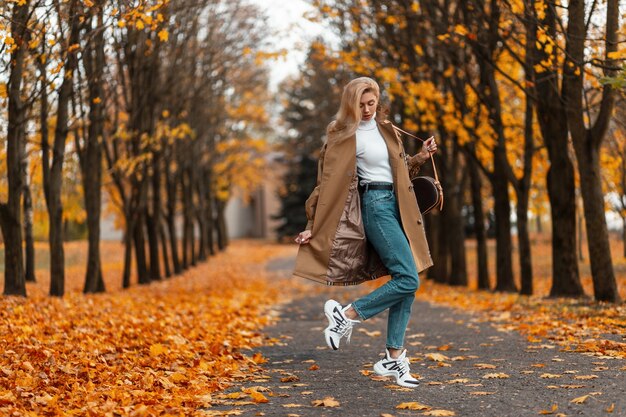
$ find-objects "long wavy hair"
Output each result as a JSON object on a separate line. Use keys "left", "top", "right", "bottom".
{"left": 326, "top": 77, "right": 382, "bottom": 142}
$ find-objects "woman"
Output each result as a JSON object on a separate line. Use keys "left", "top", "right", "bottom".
{"left": 293, "top": 77, "right": 438, "bottom": 388}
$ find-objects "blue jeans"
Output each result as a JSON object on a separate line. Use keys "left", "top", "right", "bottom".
{"left": 351, "top": 185, "right": 420, "bottom": 350}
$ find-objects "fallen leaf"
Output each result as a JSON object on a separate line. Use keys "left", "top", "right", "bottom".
{"left": 540, "top": 374, "right": 561, "bottom": 379}
{"left": 384, "top": 385, "right": 413, "bottom": 392}
{"left": 470, "top": 392, "right": 496, "bottom": 395}
{"left": 426, "top": 353, "right": 449, "bottom": 362}
{"left": 311, "top": 397, "right": 340, "bottom": 407}
{"left": 474, "top": 363, "right": 496, "bottom": 369}
{"left": 246, "top": 386, "right": 270, "bottom": 392}
{"left": 447, "top": 378, "right": 469, "bottom": 384}
{"left": 396, "top": 401, "right": 431, "bottom": 410}
{"left": 282, "top": 404, "right": 303, "bottom": 408}
{"left": 149, "top": 343, "right": 167, "bottom": 356}
{"left": 381, "top": 414, "right": 395, "bottom": 417}
{"left": 280, "top": 375, "right": 300, "bottom": 382}
{"left": 358, "top": 328, "right": 382, "bottom": 337}
{"left": 248, "top": 390, "right": 269, "bottom": 403}
{"left": 483, "top": 373, "right": 510, "bottom": 379}
{"left": 570, "top": 395, "right": 589, "bottom": 404}
{"left": 574, "top": 375, "right": 598, "bottom": 380}
{"left": 308, "top": 364, "right": 319, "bottom": 371}
{"left": 251, "top": 352, "right": 267, "bottom": 364}
{"left": 423, "top": 410, "right": 455, "bottom": 416}
{"left": 539, "top": 404, "right": 558, "bottom": 415}
{"left": 606, "top": 403, "right": 615, "bottom": 413}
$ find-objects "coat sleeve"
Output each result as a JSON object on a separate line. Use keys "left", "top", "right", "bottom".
{"left": 304, "top": 142, "right": 328, "bottom": 230}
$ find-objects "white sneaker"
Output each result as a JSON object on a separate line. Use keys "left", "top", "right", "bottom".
{"left": 323, "top": 299, "right": 359, "bottom": 350}
{"left": 373, "top": 349, "right": 420, "bottom": 388}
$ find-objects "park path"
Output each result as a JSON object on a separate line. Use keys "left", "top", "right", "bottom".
{"left": 207, "top": 257, "right": 625, "bottom": 417}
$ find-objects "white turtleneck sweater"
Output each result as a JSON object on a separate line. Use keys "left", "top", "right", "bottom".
{"left": 356, "top": 115, "right": 393, "bottom": 184}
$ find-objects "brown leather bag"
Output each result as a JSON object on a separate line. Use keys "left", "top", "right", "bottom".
{"left": 393, "top": 126, "right": 444, "bottom": 214}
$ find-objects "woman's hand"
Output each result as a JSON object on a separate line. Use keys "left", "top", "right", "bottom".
{"left": 419, "top": 136, "right": 438, "bottom": 158}
{"left": 295, "top": 230, "right": 312, "bottom": 245}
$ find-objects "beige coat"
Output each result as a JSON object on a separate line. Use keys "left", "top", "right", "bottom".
{"left": 292, "top": 118, "right": 434, "bottom": 286}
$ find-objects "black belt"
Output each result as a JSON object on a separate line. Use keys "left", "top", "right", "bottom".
{"left": 358, "top": 182, "right": 394, "bottom": 193}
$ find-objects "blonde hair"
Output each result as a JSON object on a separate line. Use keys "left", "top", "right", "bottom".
{"left": 327, "top": 77, "right": 381, "bottom": 142}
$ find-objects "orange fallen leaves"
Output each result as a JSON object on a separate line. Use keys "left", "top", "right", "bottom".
{"left": 539, "top": 403, "right": 559, "bottom": 415}
{"left": 423, "top": 410, "right": 456, "bottom": 416}
{"left": 0, "top": 241, "right": 293, "bottom": 416}
{"left": 311, "top": 396, "right": 340, "bottom": 407}
{"left": 396, "top": 401, "right": 431, "bottom": 410}
{"left": 570, "top": 394, "right": 590, "bottom": 404}
{"left": 482, "top": 373, "right": 510, "bottom": 379}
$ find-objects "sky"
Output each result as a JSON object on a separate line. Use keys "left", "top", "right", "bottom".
{"left": 250, "top": 0, "right": 326, "bottom": 90}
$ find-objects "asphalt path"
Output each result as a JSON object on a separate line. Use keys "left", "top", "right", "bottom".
{"left": 205, "top": 257, "right": 626, "bottom": 417}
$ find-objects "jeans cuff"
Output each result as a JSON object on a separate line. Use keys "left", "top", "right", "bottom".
{"left": 386, "top": 344, "right": 404, "bottom": 350}
{"left": 351, "top": 303, "right": 367, "bottom": 321}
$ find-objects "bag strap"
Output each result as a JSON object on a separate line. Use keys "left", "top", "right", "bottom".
{"left": 392, "top": 125, "right": 441, "bottom": 185}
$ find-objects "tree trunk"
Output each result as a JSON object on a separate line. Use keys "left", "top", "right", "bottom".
{"left": 122, "top": 216, "right": 133, "bottom": 289}
{"left": 468, "top": 156, "right": 489, "bottom": 290}
{"left": 492, "top": 151, "right": 516, "bottom": 292}
{"left": 563, "top": 0, "right": 620, "bottom": 302}
{"left": 147, "top": 153, "right": 162, "bottom": 280}
{"left": 216, "top": 199, "right": 228, "bottom": 251}
{"left": 1, "top": 0, "right": 31, "bottom": 296}
{"left": 82, "top": 3, "right": 106, "bottom": 293}
{"left": 22, "top": 142, "right": 36, "bottom": 283}
{"left": 166, "top": 210, "right": 181, "bottom": 274}
{"left": 577, "top": 205, "right": 585, "bottom": 261}
{"left": 159, "top": 221, "right": 171, "bottom": 278}
{"left": 45, "top": 0, "right": 81, "bottom": 297}
{"left": 205, "top": 169, "right": 216, "bottom": 256}
{"left": 517, "top": 190, "right": 532, "bottom": 295}
{"left": 182, "top": 168, "right": 196, "bottom": 265}
{"left": 135, "top": 211, "right": 150, "bottom": 285}
{"left": 518, "top": 0, "right": 537, "bottom": 296}
{"left": 180, "top": 169, "right": 188, "bottom": 269}
{"left": 623, "top": 216, "right": 626, "bottom": 259}
{"left": 194, "top": 164, "right": 207, "bottom": 262}
{"left": 146, "top": 212, "right": 161, "bottom": 279}
{"left": 535, "top": 1, "right": 583, "bottom": 298}
{"left": 545, "top": 163, "right": 582, "bottom": 297}
{"left": 574, "top": 146, "right": 619, "bottom": 301}
{"left": 447, "top": 148, "right": 467, "bottom": 286}
{"left": 429, "top": 214, "right": 449, "bottom": 283}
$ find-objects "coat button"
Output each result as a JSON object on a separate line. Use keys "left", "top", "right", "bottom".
{"left": 417, "top": 219, "right": 422, "bottom": 225}
{"left": 409, "top": 184, "right": 414, "bottom": 192}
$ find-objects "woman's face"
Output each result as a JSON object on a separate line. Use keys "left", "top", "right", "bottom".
{"left": 359, "top": 92, "right": 378, "bottom": 121}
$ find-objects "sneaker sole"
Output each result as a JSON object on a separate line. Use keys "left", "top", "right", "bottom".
{"left": 373, "top": 362, "right": 420, "bottom": 388}
{"left": 324, "top": 300, "right": 341, "bottom": 350}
